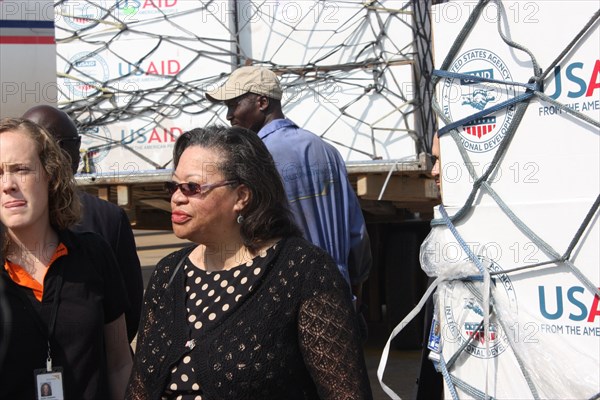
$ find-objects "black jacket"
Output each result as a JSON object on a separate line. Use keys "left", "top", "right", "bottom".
{"left": 127, "top": 237, "right": 373, "bottom": 400}
{"left": 74, "top": 191, "right": 143, "bottom": 342}
{"left": 0, "top": 229, "right": 128, "bottom": 399}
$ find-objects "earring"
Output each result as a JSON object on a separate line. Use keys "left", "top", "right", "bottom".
{"left": 236, "top": 214, "right": 245, "bottom": 224}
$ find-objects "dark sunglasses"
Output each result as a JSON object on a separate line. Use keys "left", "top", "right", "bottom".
{"left": 57, "top": 136, "right": 81, "bottom": 147}
{"left": 164, "top": 180, "right": 238, "bottom": 196}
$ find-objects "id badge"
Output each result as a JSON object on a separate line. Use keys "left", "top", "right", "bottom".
{"left": 34, "top": 367, "right": 64, "bottom": 400}
{"left": 427, "top": 313, "right": 441, "bottom": 353}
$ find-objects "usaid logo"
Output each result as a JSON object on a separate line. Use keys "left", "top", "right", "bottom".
{"left": 59, "top": 1, "right": 110, "bottom": 30}
{"left": 62, "top": 52, "right": 110, "bottom": 100}
{"left": 442, "top": 257, "right": 517, "bottom": 359}
{"left": 441, "top": 49, "right": 517, "bottom": 153}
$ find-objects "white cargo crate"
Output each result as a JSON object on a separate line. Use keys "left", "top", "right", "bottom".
{"left": 55, "top": 0, "right": 421, "bottom": 175}
{"left": 425, "top": 1, "right": 600, "bottom": 398}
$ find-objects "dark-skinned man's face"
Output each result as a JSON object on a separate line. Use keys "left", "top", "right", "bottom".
{"left": 224, "top": 93, "right": 265, "bottom": 133}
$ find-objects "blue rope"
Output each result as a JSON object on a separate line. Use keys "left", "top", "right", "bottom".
{"left": 437, "top": 92, "right": 534, "bottom": 136}
{"left": 450, "top": 375, "right": 497, "bottom": 400}
{"left": 438, "top": 354, "right": 460, "bottom": 400}
{"left": 432, "top": 68, "right": 540, "bottom": 137}
{"left": 438, "top": 204, "right": 485, "bottom": 275}
{"left": 433, "top": 69, "right": 538, "bottom": 91}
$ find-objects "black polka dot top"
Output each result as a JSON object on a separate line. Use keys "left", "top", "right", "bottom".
{"left": 161, "top": 243, "right": 277, "bottom": 399}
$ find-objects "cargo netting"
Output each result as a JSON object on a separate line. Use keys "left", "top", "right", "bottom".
{"left": 54, "top": 0, "right": 438, "bottom": 172}
{"left": 377, "top": 1, "right": 600, "bottom": 399}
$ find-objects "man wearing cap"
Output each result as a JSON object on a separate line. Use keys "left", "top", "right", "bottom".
{"left": 206, "top": 66, "right": 372, "bottom": 315}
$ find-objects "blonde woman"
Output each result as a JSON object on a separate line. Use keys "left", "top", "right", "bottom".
{"left": 0, "top": 118, "right": 131, "bottom": 399}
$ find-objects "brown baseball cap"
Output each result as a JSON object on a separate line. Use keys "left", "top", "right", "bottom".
{"left": 205, "top": 66, "right": 283, "bottom": 102}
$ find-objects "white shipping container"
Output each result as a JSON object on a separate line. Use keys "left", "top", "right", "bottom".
{"left": 432, "top": 0, "right": 600, "bottom": 207}
{"left": 55, "top": 0, "right": 421, "bottom": 175}
{"left": 423, "top": 202, "right": 599, "bottom": 399}
{"left": 0, "top": 0, "right": 57, "bottom": 118}
{"left": 425, "top": 1, "right": 600, "bottom": 398}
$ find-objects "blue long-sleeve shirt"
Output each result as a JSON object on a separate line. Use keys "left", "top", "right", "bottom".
{"left": 258, "top": 118, "right": 372, "bottom": 286}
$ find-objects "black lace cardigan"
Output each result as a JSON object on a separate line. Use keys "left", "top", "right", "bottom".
{"left": 126, "top": 236, "right": 373, "bottom": 400}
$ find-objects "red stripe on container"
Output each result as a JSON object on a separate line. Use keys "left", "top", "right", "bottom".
{"left": 0, "top": 36, "right": 55, "bottom": 44}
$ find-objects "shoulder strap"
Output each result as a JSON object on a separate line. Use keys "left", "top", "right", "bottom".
{"left": 167, "top": 246, "right": 195, "bottom": 287}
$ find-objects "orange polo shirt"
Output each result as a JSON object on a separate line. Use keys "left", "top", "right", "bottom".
{"left": 3, "top": 243, "right": 68, "bottom": 301}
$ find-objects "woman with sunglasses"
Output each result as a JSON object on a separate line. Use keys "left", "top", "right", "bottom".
{"left": 127, "top": 125, "right": 372, "bottom": 399}
{"left": 0, "top": 118, "right": 132, "bottom": 399}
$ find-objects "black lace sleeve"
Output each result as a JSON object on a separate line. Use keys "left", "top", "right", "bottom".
{"left": 298, "top": 253, "right": 373, "bottom": 400}
{"left": 126, "top": 247, "right": 192, "bottom": 400}
{"left": 126, "top": 262, "right": 161, "bottom": 400}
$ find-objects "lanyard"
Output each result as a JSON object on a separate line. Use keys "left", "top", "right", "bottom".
{"left": 46, "top": 270, "right": 63, "bottom": 372}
